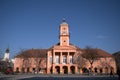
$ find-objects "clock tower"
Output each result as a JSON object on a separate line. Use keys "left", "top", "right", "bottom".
{"left": 59, "top": 19, "right": 70, "bottom": 46}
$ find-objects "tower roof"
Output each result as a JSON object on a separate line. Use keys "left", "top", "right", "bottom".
{"left": 6, "top": 48, "right": 9, "bottom": 53}
{"left": 60, "top": 18, "right": 68, "bottom": 26}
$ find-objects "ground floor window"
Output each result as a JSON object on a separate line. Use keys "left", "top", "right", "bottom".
{"left": 82, "top": 67, "right": 88, "bottom": 73}
{"left": 78, "top": 67, "right": 80, "bottom": 73}
{"left": 16, "top": 67, "right": 19, "bottom": 73}
{"left": 100, "top": 68, "right": 103, "bottom": 73}
{"left": 105, "top": 67, "right": 108, "bottom": 74}
{"left": 63, "top": 66, "right": 68, "bottom": 74}
{"left": 32, "top": 68, "right": 35, "bottom": 73}
{"left": 22, "top": 67, "right": 25, "bottom": 73}
{"left": 55, "top": 66, "right": 60, "bottom": 74}
{"left": 50, "top": 67, "right": 52, "bottom": 74}
{"left": 94, "top": 67, "right": 98, "bottom": 73}
{"left": 27, "top": 67, "right": 30, "bottom": 73}
{"left": 39, "top": 68, "right": 41, "bottom": 72}
{"left": 70, "top": 66, "right": 75, "bottom": 74}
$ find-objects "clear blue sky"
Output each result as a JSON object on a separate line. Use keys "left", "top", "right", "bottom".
{"left": 0, "top": 0, "right": 120, "bottom": 58}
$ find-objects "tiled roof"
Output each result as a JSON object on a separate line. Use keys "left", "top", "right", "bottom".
{"left": 82, "top": 48, "right": 112, "bottom": 58}
{"left": 15, "top": 49, "right": 47, "bottom": 58}
{"left": 48, "top": 43, "right": 81, "bottom": 50}
{"left": 96, "top": 49, "right": 112, "bottom": 57}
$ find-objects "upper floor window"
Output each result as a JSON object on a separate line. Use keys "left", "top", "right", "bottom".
{"left": 110, "top": 58, "right": 113, "bottom": 62}
{"left": 56, "top": 56, "right": 60, "bottom": 64}
{"left": 70, "top": 56, "right": 73, "bottom": 64}
{"left": 63, "top": 56, "right": 67, "bottom": 64}
{"left": 23, "top": 59, "right": 25, "bottom": 63}
{"left": 34, "top": 59, "right": 37, "bottom": 64}
{"left": 28, "top": 58, "right": 31, "bottom": 64}
{"left": 50, "top": 56, "right": 52, "bottom": 63}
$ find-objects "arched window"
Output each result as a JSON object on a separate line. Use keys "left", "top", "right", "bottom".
{"left": 105, "top": 67, "right": 108, "bottom": 74}
{"left": 94, "top": 67, "right": 98, "bottom": 73}
{"left": 99, "top": 68, "right": 103, "bottom": 74}
{"left": 82, "top": 67, "right": 88, "bottom": 73}
{"left": 27, "top": 67, "right": 30, "bottom": 73}
{"left": 16, "top": 67, "right": 19, "bottom": 73}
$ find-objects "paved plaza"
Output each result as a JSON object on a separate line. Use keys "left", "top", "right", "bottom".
{"left": 0, "top": 74, "right": 119, "bottom": 80}
{"left": 19, "top": 77, "right": 118, "bottom": 80}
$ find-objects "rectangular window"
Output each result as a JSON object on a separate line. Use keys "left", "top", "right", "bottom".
{"left": 63, "top": 56, "right": 67, "bottom": 64}
{"left": 28, "top": 58, "right": 31, "bottom": 64}
{"left": 70, "top": 56, "right": 73, "bottom": 64}
{"left": 50, "top": 56, "right": 52, "bottom": 63}
{"left": 56, "top": 56, "right": 60, "bottom": 64}
{"left": 34, "top": 59, "right": 37, "bottom": 64}
{"left": 110, "top": 58, "right": 113, "bottom": 62}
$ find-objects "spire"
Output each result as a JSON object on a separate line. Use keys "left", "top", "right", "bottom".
{"left": 6, "top": 48, "right": 9, "bottom": 53}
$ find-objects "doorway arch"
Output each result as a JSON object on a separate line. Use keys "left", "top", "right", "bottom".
{"left": 55, "top": 66, "right": 60, "bottom": 74}
{"left": 105, "top": 67, "right": 108, "bottom": 74}
{"left": 70, "top": 66, "right": 75, "bottom": 74}
{"left": 63, "top": 66, "right": 68, "bottom": 74}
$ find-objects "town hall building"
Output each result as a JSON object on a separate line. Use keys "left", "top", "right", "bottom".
{"left": 14, "top": 20, "right": 116, "bottom": 74}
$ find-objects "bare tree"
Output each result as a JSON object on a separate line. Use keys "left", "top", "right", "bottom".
{"left": 34, "top": 58, "right": 44, "bottom": 73}
{"left": 73, "top": 52, "right": 87, "bottom": 68}
{"left": 81, "top": 46, "right": 99, "bottom": 72}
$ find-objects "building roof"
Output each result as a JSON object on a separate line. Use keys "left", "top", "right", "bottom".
{"left": 96, "top": 49, "right": 112, "bottom": 57}
{"left": 48, "top": 43, "right": 81, "bottom": 51}
{"left": 82, "top": 48, "right": 112, "bottom": 58}
{"left": 15, "top": 49, "right": 47, "bottom": 58}
{"left": 6, "top": 48, "right": 9, "bottom": 53}
{"left": 60, "top": 18, "right": 68, "bottom": 26}
{"left": 60, "top": 22, "right": 68, "bottom": 26}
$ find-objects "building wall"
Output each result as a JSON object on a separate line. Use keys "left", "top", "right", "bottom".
{"left": 14, "top": 49, "right": 117, "bottom": 74}
{"left": 14, "top": 21, "right": 117, "bottom": 74}
{"left": 46, "top": 45, "right": 81, "bottom": 74}
{"left": 46, "top": 46, "right": 117, "bottom": 74}
{"left": 14, "top": 57, "right": 46, "bottom": 73}
{"left": 79, "top": 57, "right": 117, "bottom": 74}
